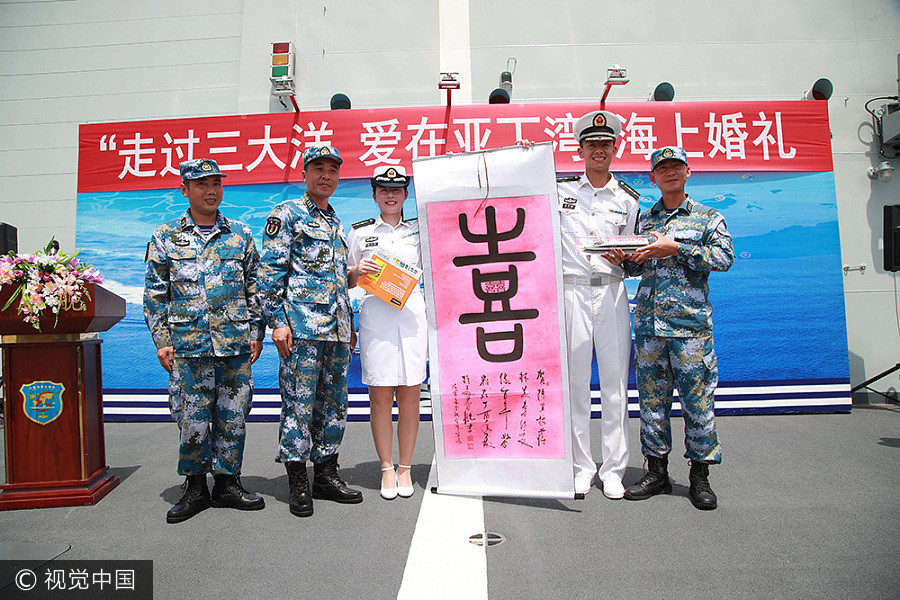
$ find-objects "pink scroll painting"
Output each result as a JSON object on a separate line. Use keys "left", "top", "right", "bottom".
{"left": 428, "top": 195, "right": 565, "bottom": 459}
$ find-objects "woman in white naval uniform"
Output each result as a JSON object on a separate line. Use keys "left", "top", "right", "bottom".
{"left": 347, "top": 165, "right": 427, "bottom": 500}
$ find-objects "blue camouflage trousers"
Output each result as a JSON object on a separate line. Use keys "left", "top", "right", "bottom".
{"left": 634, "top": 334, "right": 722, "bottom": 464}
{"left": 168, "top": 354, "right": 253, "bottom": 476}
{"left": 277, "top": 340, "right": 350, "bottom": 463}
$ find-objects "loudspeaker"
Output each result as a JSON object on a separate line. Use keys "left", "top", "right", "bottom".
{"left": 884, "top": 206, "right": 900, "bottom": 271}
{"left": 0, "top": 222, "right": 16, "bottom": 255}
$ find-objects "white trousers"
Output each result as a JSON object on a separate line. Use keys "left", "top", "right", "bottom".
{"left": 565, "top": 279, "right": 631, "bottom": 482}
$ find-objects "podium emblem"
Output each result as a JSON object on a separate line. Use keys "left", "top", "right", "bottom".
{"left": 20, "top": 381, "right": 65, "bottom": 426}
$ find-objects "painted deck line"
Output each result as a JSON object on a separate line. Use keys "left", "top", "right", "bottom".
{"left": 397, "top": 456, "right": 487, "bottom": 600}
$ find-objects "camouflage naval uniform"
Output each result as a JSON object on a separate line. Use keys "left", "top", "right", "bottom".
{"left": 144, "top": 209, "right": 264, "bottom": 476}
{"left": 257, "top": 193, "right": 352, "bottom": 464}
{"left": 628, "top": 196, "right": 734, "bottom": 463}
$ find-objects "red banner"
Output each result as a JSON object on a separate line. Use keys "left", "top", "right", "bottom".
{"left": 77, "top": 100, "right": 832, "bottom": 193}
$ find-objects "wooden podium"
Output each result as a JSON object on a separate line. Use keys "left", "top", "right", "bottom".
{"left": 0, "top": 283, "right": 125, "bottom": 509}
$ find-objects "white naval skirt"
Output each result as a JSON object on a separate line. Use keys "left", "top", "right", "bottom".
{"left": 358, "top": 291, "right": 428, "bottom": 386}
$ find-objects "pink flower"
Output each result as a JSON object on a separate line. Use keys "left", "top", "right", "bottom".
{"left": 80, "top": 268, "right": 103, "bottom": 283}
{"left": 3, "top": 240, "right": 104, "bottom": 331}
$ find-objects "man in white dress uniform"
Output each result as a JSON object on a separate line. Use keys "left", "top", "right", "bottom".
{"left": 557, "top": 111, "right": 640, "bottom": 498}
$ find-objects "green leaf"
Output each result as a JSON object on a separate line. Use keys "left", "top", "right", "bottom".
{"left": 1, "top": 284, "right": 23, "bottom": 311}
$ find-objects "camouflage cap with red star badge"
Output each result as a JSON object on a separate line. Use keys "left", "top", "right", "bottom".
{"left": 179, "top": 158, "right": 226, "bottom": 181}
{"left": 302, "top": 145, "right": 343, "bottom": 167}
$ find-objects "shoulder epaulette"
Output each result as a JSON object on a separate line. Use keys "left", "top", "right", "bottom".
{"left": 556, "top": 175, "right": 580, "bottom": 182}
{"left": 351, "top": 218, "right": 375, "bottom": 229}
{"left": 618, "top": 181, "right": 641, "bottom": 200}
{"left": 403, "top": 216, "right": 418, "bottom": 223}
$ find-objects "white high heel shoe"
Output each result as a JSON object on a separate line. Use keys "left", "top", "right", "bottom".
{"left": 380, "top": 466, "right": 398, "bottom": 500}
{"left": 397, "top": 464, "right": 414, "bottom": 498}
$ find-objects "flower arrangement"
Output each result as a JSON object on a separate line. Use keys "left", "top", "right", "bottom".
{"left": 0, "top": 238, "right": 104, "bottom": 331}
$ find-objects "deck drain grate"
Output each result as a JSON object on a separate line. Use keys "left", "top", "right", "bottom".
{"left": 469, "top": 532, "right": 505, "bottom": 547}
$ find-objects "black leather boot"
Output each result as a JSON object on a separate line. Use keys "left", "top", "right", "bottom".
{"left": 312, "top": 454, "right": 363, "bottom": 504}
{"left": 166, "top": 474, "right": 212, "bottom": 523}
{"left": 285, "top": 461, "right": 313, "bottom": 517}
{"left": 624, "top": 454, "right": 673, "bottom": 501}
{"left": 211, "top": 474, "right": 265, "bottom": 510}
{"left": 689, "top": 460, "right": 718, "bottom": 510}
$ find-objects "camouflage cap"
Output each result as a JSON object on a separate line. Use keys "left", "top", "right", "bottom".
{"left": 303, "top": 145, "right": 343, "bottom": 167}
{"left": 180, "top": 158, "right": 226, "bottom": 181}
{"left": 573, "top": 110, "right": 622, "bottom": 143}
{"left": 371, "top": 165, "right": 410, "bottom": 188}
{"left": 650, "top": 146, "right": 689, "bottom": 170}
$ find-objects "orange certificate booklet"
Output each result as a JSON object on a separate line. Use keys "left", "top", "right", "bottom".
{"left": 358, "top": 247, "right": 423, "bottom": 310}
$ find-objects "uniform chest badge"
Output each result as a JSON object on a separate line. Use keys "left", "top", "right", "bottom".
{"left": 21, "top": 381, "right": 65, "bottom": 426}
{"left": 364, "top": 235, "right": 378, "bottom": 248}
{"left": 173, "top": 237, "right": 190, "bottom": 247}
{"left": 265, "top": 217, "right": 282, "bottom": 237}
{"left": 562, "top": 197, "right": 577, "bottom": 210}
